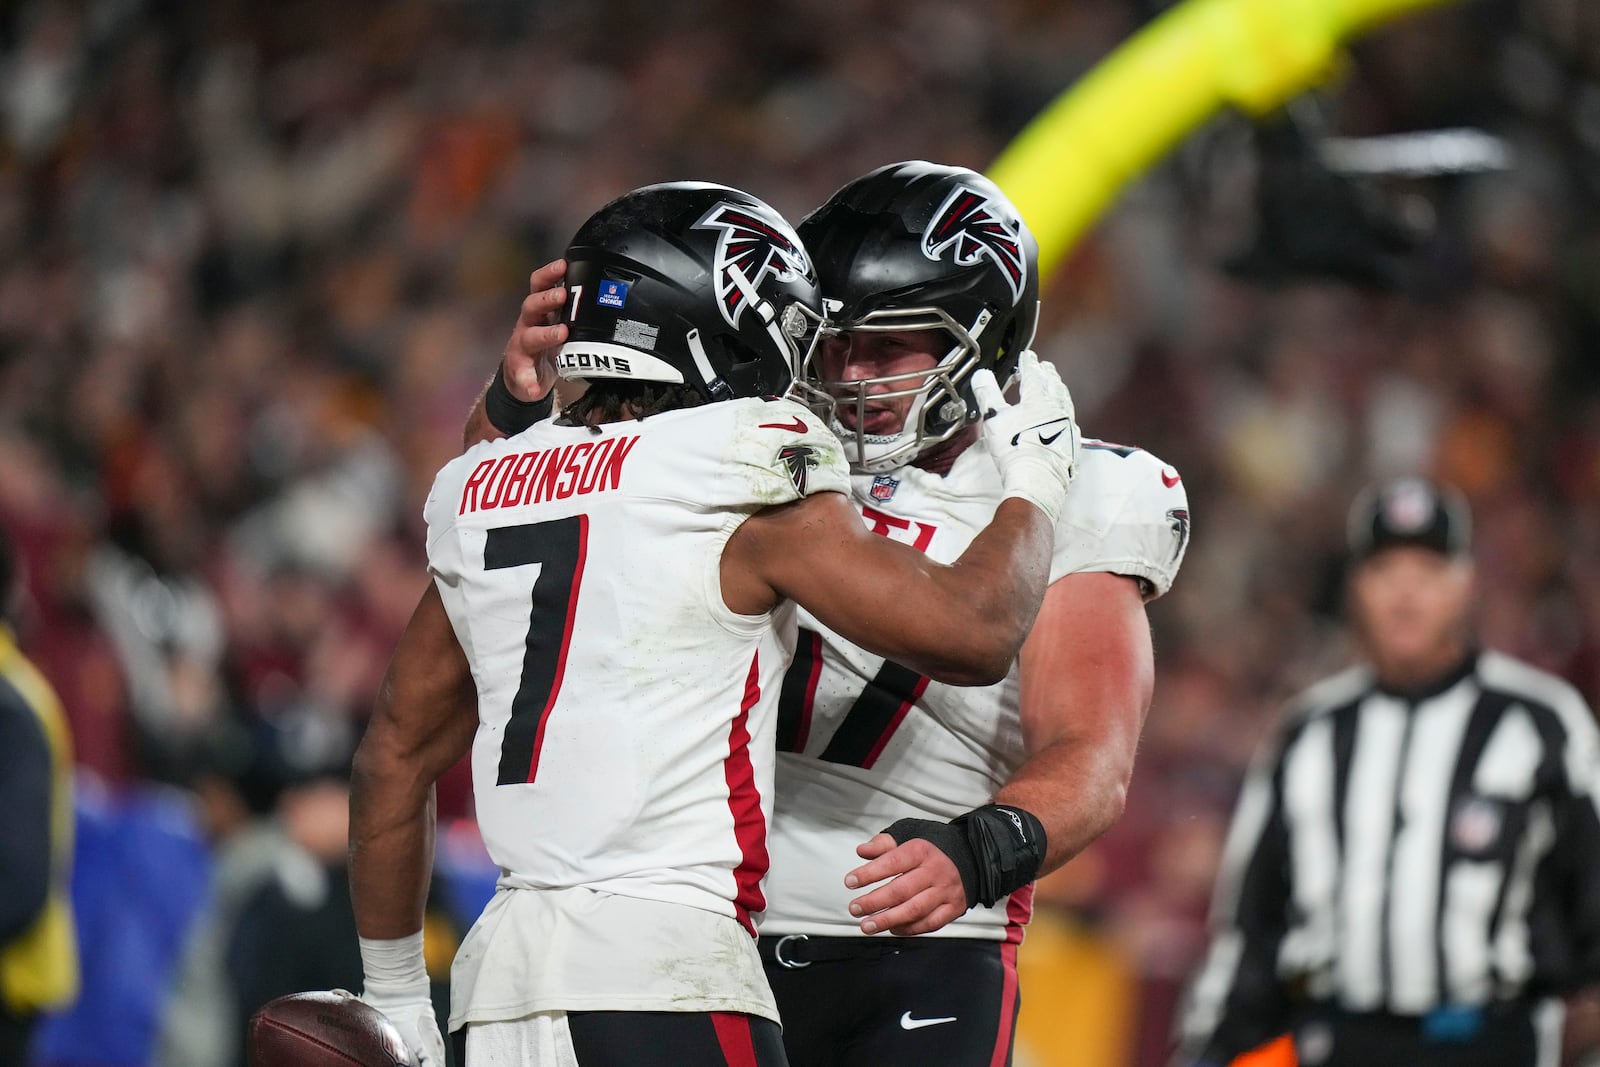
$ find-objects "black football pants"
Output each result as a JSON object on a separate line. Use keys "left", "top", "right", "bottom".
{"left": 453, "top": 1010, "right": 787, "bottom": 1066}
{"left": 760, "top": 934, "right": 1018, "bottom": 1067}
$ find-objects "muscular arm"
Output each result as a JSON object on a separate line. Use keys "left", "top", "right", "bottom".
{"left": 843, "top": 570, "right": 1154, "bottom": 934}
{"left": 998, "top": 570, "right": 1152, "bottom": 872}
{"left": 348, "top": 584, "right": 479, "bottom": 939}
{"left": 724, "top": 491, "right": 1055, "bottom": 687}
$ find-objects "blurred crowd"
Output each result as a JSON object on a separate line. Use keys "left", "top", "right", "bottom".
{"left": 1, "top": 1, "right": 1598, "bottom": 1065}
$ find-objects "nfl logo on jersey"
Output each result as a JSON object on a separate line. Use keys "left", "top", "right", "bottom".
{"left": 870, "top": 474, "right": 899, "bottom": 501}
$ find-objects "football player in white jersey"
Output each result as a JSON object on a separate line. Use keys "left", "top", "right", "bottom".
{"left": 481, "top": 162, "right": 1190, "bottom": 1067}
{"left": 349, "top": 181, "right": 1082, "bottom": 1067}
{"left": 767, "top": 162, "right": 1188, "bottom": 1066}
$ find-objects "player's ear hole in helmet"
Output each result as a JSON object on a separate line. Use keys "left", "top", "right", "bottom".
{"left": 791, "top": 160, "right": 1041, "bottom": 474}
{"left": 552, "top": 181, "right": 825, "bottom": 426}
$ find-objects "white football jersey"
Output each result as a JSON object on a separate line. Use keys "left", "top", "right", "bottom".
{"left": 424, "top": 397, "right": 848, "bottom": 1019}
{"left": 761, "top": 437, "right": 1189, "bottom": 942}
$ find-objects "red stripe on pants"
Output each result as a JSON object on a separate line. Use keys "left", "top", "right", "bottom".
{"left": 711, "top": 1013, "right": 759, "bottom": 1067}
{"left": 988, "top": 941, "right": 1020, "bottom": 1067}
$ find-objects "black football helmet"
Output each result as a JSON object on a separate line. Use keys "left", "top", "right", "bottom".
{"left": 793, "top": 161, "right": 1040, "bottom": 473}
{"left": 554, "top": 181, "right": 822, "bottom": 403}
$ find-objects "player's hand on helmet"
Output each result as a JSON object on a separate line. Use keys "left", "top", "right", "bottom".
{"left": 842, "top": 832, "right": 969, "bottom": 937}
{"left": 971, "top": 350, "right": 1079, "bottom": 523}
{"left": 501, "top": 258, "right": 569, "bottom": 403}
{"left": 359, "top": 978, "right": 446, "bottom": 1067}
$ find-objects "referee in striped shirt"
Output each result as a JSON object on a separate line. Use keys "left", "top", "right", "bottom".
{"left": 1175, "top": 478, "right": 1600, "bottom": 1067}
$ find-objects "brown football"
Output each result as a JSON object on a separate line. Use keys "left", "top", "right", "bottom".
{"left": 247, "top": 990, "right": 414, "bottom": 1067}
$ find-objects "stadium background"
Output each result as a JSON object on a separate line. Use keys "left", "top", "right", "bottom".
{"left": 1, "top": 0, "right": 1597, "bottom": 1064}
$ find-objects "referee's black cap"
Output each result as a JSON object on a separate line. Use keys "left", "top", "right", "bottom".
{"left": 1348, "top": 477, "right": 1472, "bottom": 561}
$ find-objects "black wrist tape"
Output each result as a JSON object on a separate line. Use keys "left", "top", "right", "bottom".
{"left": 484, "top": 366, "right": 553, "bottom": 435}
{"left": 883, "top": 803, "right": 1047, "bottom": 910}
{"left": 952, "top": 804, "right": 1047, "bottom": 907}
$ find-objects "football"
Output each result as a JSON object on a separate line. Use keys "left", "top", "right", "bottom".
{"left": 247, "top": 990, "right": 414, "bottom": 1067}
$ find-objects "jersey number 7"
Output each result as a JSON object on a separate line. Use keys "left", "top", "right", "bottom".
{"left": 484, "top": 515, "right": 589, "bottom": 785}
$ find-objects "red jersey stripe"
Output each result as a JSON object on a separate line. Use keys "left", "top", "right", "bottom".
{"left": 1003, "top": 882, "right": 1035, "bottom": 944}
{"left": 724, "top": 651, "right": 770, "bottom": 934}
{"left": 987, "top": 941, "right": 1020, "bottom": 1067}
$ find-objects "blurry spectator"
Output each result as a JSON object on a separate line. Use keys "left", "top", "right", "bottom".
{"left": 83, "top": 501, "right": 226, "bottom": 783}
{"left": 216, "top": 743, "right": 460, "bottom": 1067}
{"left": 0, "top": 524, "right": 79, "bottom": 1063}
{"left": 224, "top": 772, "right": 363, "bottom": 1066}
{"left": 27, "top": 781, "right": 208, "bottom": 1067}
{"left": 153, "top": 718, "right": 301, "bottom": 1067}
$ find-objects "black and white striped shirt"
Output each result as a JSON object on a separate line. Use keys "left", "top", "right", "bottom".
{"left": 1177, "top": 650, "right": 1600, "bottom": 1063}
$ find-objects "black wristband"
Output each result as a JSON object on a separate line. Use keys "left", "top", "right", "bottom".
{"left": 882, "top": 803, "right": 1048, "bottom": 910}
{"left": 952, "top": 804, "right": 1047, "bottom": 907}
{"left": 484, "top": 366, "right": 553, "bottom": 435}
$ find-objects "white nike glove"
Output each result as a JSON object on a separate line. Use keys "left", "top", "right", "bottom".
{"left": 971, "top": 350, "right": 1079, "bottom": 523}
{"left": 359, "top": 933, "right": 446, "bottom": 1067}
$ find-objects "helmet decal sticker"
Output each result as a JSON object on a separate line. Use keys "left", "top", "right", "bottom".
{"left": 695, "top": 203, "right": 813, "bottom": 329}
{"left": 920, "top": 186, "right": 1027, "bottom": 301}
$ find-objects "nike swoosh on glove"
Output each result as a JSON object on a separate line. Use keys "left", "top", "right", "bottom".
{"left": 971, "top": 350, "right": 1079, "bottom": 523}
{"left": 360, "top": 979, "right": 446, "bottom": 1067}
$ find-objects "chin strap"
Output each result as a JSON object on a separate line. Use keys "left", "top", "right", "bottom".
{"left": 684, "top": 329, "right": 733, "bottom": 401}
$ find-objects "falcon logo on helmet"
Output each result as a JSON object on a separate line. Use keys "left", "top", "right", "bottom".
{"left": 920, "top": 186, "right": 1028, "bottom": 302}
{"left": 695, "top": 204, "right": 814, "bottom": 330}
